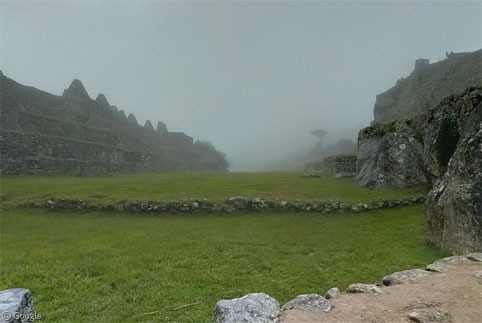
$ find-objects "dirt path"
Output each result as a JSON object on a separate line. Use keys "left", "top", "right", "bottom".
{"left": 282, "top": 261, "right": 482, "bottom": 323}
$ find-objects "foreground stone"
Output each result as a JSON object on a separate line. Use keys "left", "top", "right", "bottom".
{"left": 426, "top": 263, "right": 448, "bottom": 273}
{"left": 407, "top": 307, "right": 453, "bottom": 323}
{"left": 281, "top": 294, "right": 332, "bottom": 313}
{"left": 324, "top": 287, "right": 341, "bottom": 300}
{"left": 213, "top": 293, "right": 280, "bottom": 323}
{"left": 383, "top": 269, "right": 433, "bottom": 286}
{"left": 434, "top": 256, "right": 471, "bottom": 265}
{"left": 466, "top": 253, "right": 482, "bottom": 262}
{"left": 346, "top": 283, "right": 381, "bottom": 294}
{"left": 0, "top": 289, "right": 34, "bottom": 323}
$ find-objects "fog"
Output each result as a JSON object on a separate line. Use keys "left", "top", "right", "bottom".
{"left": 1, "top": 1, "right": 480, "bottom": 171}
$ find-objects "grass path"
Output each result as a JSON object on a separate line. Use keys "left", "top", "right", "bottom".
{"left": 1, "top": 205, "right": 445, "bottom": 322}
{"left": 0, "top": 172, "right": 429, "bottom": 207}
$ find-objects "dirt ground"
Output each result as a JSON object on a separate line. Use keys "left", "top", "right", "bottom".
{"left": 282, "top": 262, "right": 482, "bottom": 323}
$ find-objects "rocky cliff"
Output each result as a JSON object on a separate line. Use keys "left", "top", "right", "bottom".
{"left": 0, "top": 72, "right": 228, "bottom": 175}
{"left": 373, "top": 49, "right": 481, "bottom": 124}
{"left": 356, "top": 86, "right": 481, "bottom": 253}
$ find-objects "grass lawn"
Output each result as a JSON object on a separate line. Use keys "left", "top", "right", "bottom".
{"left": 0, "top": 205, "right": 446, "bottom": 322}
{"left": 0, "top": 172, "right": 429, "bottom": 207}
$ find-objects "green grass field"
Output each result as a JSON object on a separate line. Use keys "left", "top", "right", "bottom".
{"left": 0, "top": 206, "right": 445, "bottom": 322}
{"left": 0, "top": 172, "right": 429, "bottom": 207}
{"left": 0, "top": 173, "right": 441, "bottom": 322}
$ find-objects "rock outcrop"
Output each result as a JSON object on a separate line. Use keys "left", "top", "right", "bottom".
{"left": 373, "top": 49, "right": 481, "bottom": 124}
{"left": 356, "top": 86, "right": 481, "bottom": 188}
{"left": 424, "top": 91, "right": 481, "bottom": 253}
{"left": 356, "top": 86, "right": 481, "bottom": 253}
{"left": 0, "top": 73, "right": 229, "bottom": 174}
{"left": 356, "top": 121, "right": 429, "bottom": 189}
{"left": 0, "top": 289, "right": 34, "bottom": 323}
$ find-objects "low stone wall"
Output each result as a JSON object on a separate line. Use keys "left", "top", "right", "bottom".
{"left": 321, "top": 154, "right": 356, "bottom": 174}
{"left": 25, "top": 195, "right": 426, "bottom": 214}
{"left": 0, "top": 131, "right": 182, "bottom": 175}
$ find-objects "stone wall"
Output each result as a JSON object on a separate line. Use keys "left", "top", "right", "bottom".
{"left": 0, "top": 72, "right": 228, "bottom": 174}
{"left": 305, "top": 154, "right": 356, "bottom": 178}
{"left": 27, "top": 195, "right": 426, "bottom": 214}
{"left": 373, "top": 49, "right": 481, "bottom": 124}
{"left": 320, "top": 154, "right": 356, "bottom": 174}
{"left": 0, "top": 131, "right": 160, "bottom": 175}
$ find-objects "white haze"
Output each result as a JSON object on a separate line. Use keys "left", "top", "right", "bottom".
{"left": 1, "top": 0, "right": 481, "bottom": 170}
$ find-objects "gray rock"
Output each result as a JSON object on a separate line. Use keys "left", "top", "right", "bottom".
{"left": 0, "top": 288, "right": 34, "bottom": 323}
{"left": 466, "top": 253, "right": 482, "bottom": 262}
{"left": 407, "top": 307, "right": 452, "bottom": 323}
{"left": 324, "top": 287, "right": 341, "bottom": 300}
{"left": 426, "top": 263, "right": 448, "bottom": 273}
{"left": 213, "top": 293, "right": 280, "bottom": 323}
{"left": 424, "top": 90, "right": 481, "bottom": 254}
{"left": 281, "top": 294, "right": 332, "bottom": 313}
{"left": 434, "top": 256, "right": 471, "bottom": 265}
{"left": 356, "top": 124, "right": 429, "bottom": 189}
{"left": 346, "top": 283, "right": 381, "bottom": 294}
{"left": 383, "top": 269, "right": 432, "bottom": 286}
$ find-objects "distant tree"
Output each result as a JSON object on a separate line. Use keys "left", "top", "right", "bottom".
{"left": 310, "top": 129, "right": 327, "bottom": 148}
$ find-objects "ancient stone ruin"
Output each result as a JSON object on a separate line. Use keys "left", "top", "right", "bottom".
{"left": 0, "top": 72, "right": 228, "bottom": 175}
{"left": 373, "top": 49, "right": 481, "bottom": 123}
{"left": 305, "top": 154, "right": 356, "bottom": 178}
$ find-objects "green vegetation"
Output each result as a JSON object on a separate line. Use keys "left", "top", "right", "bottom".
{"left": 1, "top": 205, "right": 445, "bottom": 322}
{"left": 0, "top": 172, "right": 429, "bottom": 207}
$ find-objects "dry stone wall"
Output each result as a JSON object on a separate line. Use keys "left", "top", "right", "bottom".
{"left": 0, "top": 72, "right": 228, "bottom": 175}
{"left": 373, "top": 50, "right": 481, "bottom": 124}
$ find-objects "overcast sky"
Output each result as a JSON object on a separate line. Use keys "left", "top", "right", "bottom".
{"left": 1, "top": 0, "right": 481, "bottom": 170}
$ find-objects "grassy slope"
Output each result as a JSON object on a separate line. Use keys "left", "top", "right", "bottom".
{"left": 0, "top": 206, "right": 445, "bottom": 322}
{"left": 0, "top": 172, "right": 429, "bottom": 206}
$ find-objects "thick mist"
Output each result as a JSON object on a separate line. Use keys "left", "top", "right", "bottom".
{"left": 1, "top": 1, "right": 481, "bottom": 171}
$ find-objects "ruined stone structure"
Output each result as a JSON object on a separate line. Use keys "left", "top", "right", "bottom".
{"left": 305, "top": 154, "right": 356, "bottom": 176}
{"left": 373, "top": 49, "right": 481, "bottom": 124}
{"left": 0, "top": 72, "right": 228, "bottom": 175}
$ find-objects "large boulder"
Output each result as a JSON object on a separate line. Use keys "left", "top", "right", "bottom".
{"left": 356, "top": 121, "right": 429, "bottom": 189}
{"left": 0, "top": 288, "right": 34, "bottom": 323}
{"left": 213, "top": 293, "right": 280, "bottom": 323}
{"left": 424, "top": 96, "right": 481, "bottom": 253}
{"left": 356, "top": 85, "right": 482, "bottom": 253}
